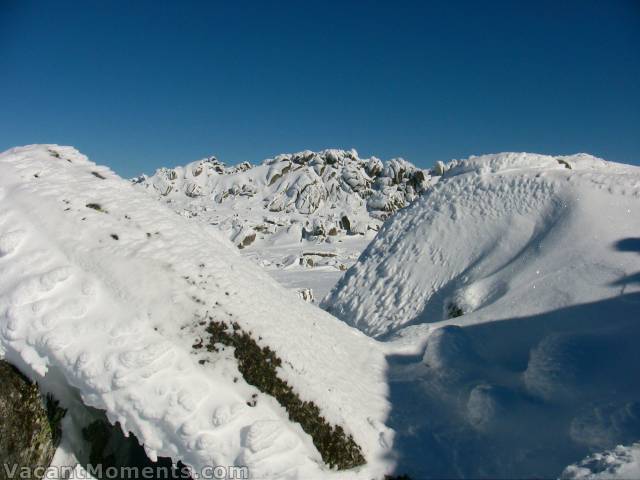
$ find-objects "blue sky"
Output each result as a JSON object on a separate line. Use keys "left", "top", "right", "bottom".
{"left": 1, "top": 0, "right": 639, "bottom": 177}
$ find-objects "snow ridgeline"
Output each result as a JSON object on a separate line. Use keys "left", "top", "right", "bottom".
{"left": 0, "top": 145, "right": 393, "bottom": 479}
{"left": 132, "top": 149, "right": 430, "bottom": 249}
{"left": 323, "top": 152, "right": 640, "bottom": 478}
{"left": 324, "top": 152, "right": 640, "bottom": 336}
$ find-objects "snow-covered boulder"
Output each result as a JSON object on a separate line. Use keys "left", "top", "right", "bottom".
{"left": 0, "top": 145, "right": 392, "bottom": 479}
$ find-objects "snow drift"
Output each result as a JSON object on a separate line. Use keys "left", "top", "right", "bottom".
{"left": 324, "top": 152, "right": 640, "bottom": 337}
{"left": 0, "top": 145, "right": 393, "bottom": 479}
{"left": 323, "top": 152, "right": 640, "bottom": 477}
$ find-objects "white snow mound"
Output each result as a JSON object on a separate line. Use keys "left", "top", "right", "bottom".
{"left": 324, "top": 152, "right": 640, "bottom": 337}
{"left": 322, "top": 151, "right": 640, "bottom": 478}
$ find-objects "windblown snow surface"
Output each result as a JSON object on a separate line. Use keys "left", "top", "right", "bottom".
{"left": 323, "top": 152, "right": 640, "bottom": 478}
{"left": 0, "top": 145, "right": 392, "bottom": 479}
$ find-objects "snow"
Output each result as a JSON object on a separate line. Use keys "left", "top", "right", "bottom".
{"left": 0, "top": 145, "right": 393, "bottom": 479}
{"left": 3, "top": 145, "right": 640, "bottom": 478}
{"left": 324, "top": 152, "right": 640, "bottom": 477}
{"left": 132, "top": 149, "right": 430, "bottom": 301}
{"left": 324, "top": 152, "right": 640, "bottom": 337}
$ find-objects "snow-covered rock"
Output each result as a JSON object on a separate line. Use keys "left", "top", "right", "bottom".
{"left": 5, "top": 145, "right": 639, "bottom": 479}
{"left": 0, "top": 145, "right": 393, "bottom": 479}
{"left": 561, "top": 443, "right": 640, "bottom": 479}
{"left": 133, "top": 148, "right": 431, "bottom": 302}
{"left": 133, "top": 149, "right": 429, "bottom": 243}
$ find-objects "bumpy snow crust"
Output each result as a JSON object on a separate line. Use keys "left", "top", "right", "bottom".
{"left": 0, "top": 145, "right": 392, "bottom": 479}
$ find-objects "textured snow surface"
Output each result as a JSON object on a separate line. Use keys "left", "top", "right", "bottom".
{"left": 324, "top": 152, "right": 640, "bottom": 477}
{"left": 0, "top": 145, "right": 392, "bottom": 479}
{"left": 324, "top": 152, "right": 640, "bottom": 337}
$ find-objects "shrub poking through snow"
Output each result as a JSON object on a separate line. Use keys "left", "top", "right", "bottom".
{"left": 446, "top": 302, "right": 464, "bottom": 319}
{"left": 204, "top": 319, "right": 366, "bottom": 470}
{"left": 85, "top": 203, "right": 107, "bottom": 213}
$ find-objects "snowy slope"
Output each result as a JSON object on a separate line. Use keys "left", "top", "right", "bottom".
{"left": 132, "top": 149, "right": 431, "bottom": 300}
{"left": 0, "top": 145, "right": 393, "bottom": 479}
{"left": 323, "top": 152, "right": 640, "bottom": 477}
{"left": 324, "top": 152, "right": 640, "bottom": 337}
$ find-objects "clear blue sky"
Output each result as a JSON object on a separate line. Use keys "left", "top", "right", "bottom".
{"left": 1, "top": 0, "right": 639, "bottom": 177}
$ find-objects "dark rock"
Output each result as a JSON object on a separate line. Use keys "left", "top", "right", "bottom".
{"left": 0, "top": 361, "right": 63, "bottom": 474}
{"left": 82, "top": 416, "right": 191, "bottom": 479}
{"left": 340, "top": 215, "right": 351, "bottom": 232}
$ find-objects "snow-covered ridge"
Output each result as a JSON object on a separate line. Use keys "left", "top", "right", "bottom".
{"left": 0, "top": 145, "right": 393, "bottom": 479}
{"left": 441, "top": 151, "right": 611, "bottom": 177}
{"left": 321, "top": 151, "right": 640, "bottom": 478}
{"left": 133, "top": 149, "right": 430, "bottom": 248}
{"left": 324, "top": 151, "right": 640, "bottom": 337}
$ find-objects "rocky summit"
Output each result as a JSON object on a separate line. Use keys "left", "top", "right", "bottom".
{"left": 133, "top": 149, "right": 431, "bottom": 247}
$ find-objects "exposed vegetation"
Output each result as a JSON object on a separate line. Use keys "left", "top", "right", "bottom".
{"left": 86, "top": 203, "right": 107, "bottom": 213}
{"left": 204, "top": 319, "right": 366, "bottom": 470}
{"left": 446, "top": 302, "right": 464, "bottom": 319}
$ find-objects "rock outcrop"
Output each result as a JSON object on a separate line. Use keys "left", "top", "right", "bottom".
{"left": 0, "top": 361, "right": 63, "bottom": 476}
{"left": 133, "top": 149, "right": 431, "bottom": 248}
